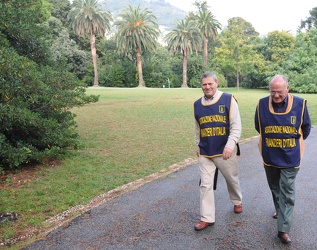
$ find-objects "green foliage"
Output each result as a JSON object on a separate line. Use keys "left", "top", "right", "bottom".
{"left": 165, "top": 18, "right": 203, "bottom": 87}
{"left": 98, "top": 38, "right": 137, "bottom": 87}
{"left": 99, "top": 63, "right": 125, "bottom": 87}
{"left": 264, "top": 31, "right": 296, "bottom": 66}
{"left": 68, "top": 0, "right": 113, "bottom": 86}
{"left": 49, "top": 25, "right": 89, "bottom": 79}
{"left": 282, "top": 29, "right": 317, "bottom": 93}
{"left": 299, "top": 7, "right": 317, "bottom": 32}
{"left": 0, "top": 0, "right": 100, "bottom": 171}
{"left": 68, "top": 0, "right": 113, "bottom": 39}
{"left": 115, "top": 5, "right": 160, "bottom": 87}
{"left": 187, "top": 2, "right": 222, "bottom": 65}
{"left": 115, "top": 4, "right": 160, "bottom": 52}
{"left": 141, "top": 45, "right": 177, "bottom": 88}
{"left": 0, "top": 47, "right": 99, "bottom": 171}
{"left": 213, "top": 17, "right": 263, "bottom": 88}
{"left": 47, "top": 2, "right": 86, "bottom": 68}
{"left": 105, "top": 0, "right": 186, "bottom": 28}
{"left": 187, "top": 55, "right": 204, "bottom": 88}
{"left": 47, "top": 0, "right": 71, "bottom": 26}
{"left": 165, "top": 18, "right": 202, "bottom": 56}
{"left": 0, "top": 0, "right": 53, "bottom": 65}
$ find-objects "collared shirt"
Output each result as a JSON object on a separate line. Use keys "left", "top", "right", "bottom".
{"left": 204, "top": 95, "right": 214, "bottom": 101}
{"left": 272, "top": 96, "right": 287, "bottom": 113}
{"left": 254, "top": 95, "right": 311, "bottom": 139}
{"left": 195, "top": 90, "right": 242, "bottom": 151}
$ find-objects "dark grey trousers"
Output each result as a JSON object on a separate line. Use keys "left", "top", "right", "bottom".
{"left": 264, "top": 165, "right": 299, "bottom": 233}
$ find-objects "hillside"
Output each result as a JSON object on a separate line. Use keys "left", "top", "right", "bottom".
{"left": 105, "top": 0, "right": 187, "bottom": 29}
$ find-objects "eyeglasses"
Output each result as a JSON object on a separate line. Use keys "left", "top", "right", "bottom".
{"left": 270, "top": 90, "right": 284, "bottom": 95}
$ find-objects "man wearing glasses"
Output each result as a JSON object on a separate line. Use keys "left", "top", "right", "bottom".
{"left": 254, "top": 75, "right": 311, "bottom": 244}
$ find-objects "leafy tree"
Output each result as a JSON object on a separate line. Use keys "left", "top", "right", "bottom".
{"left": 189, "top": 0, "right": 221, "bottom": 66}
{"left": 228, "top": 17, "right": 259, "bottom": 37}
{"left": 44, "top": 17, "right": 89, "bottom": 79}
{"left": 165, "top": 19, "right": 202, "bottom": 88}
{"left": 213, "top": 17, "right": 262, "bottom": 88}
{"left": 0, "top": 48, "right": 98, "bottom": 170}
{"left": 299, "top": 7, "right": 317, "bottom": 32}
{"left": 68, "top": 0, "right": 113, "bottom": 86}
{"left": 141, "top": 44, "right": 179, "bottom": 88}
{"left": 264, "top": 31, "right": 295, "bottom": 66}
{"left": 115, "top": 5, "right": 160, "bottom": 87}
{"left": 0, "top": 0, "right": 99, "bottom": 171}
{"left": 97, "top": 38, "right": 137, "bottom": 87}
{"left": 282, "top": 28, "right": 317, "bottom": 93}
{"left": 0, "top": 0, "right": 52, "bottom": 65}
{"left": 50, "top": 28, "right": 89, "bottom": 79}
{"left": 252, "top": 30, "right": 296, "bottom": 86}
{"left": 187, "top": 54, "right": 205, "bottom": 87}
{"left": 48, "top": 0, "right": 71, "bottom": 26}
{"left": 236, "top": 36, "right": 268, "bottom": 88}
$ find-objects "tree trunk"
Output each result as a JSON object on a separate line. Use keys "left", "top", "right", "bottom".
{"left": 236, "top": 70, "right": 240, "bottom": 90}
{"left": 181, "top": 49, "right": 188, "bottom": 88}
{"left": 136, "top": 45, "right": 144, "bottom": 87}
{"left": 203, "top": 36, "right": 208, "bottom": 66}
{"left": 90, "top": 31, "right": 99, "bottom": 86}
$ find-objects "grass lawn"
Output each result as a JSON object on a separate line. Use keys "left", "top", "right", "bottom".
{"left": 1, "top": 87, "right": 316, "bottom": 248}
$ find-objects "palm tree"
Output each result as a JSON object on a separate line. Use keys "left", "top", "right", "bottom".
{"left": 68, "top": 0, "right": 112, "bottom": 86}
{"left": 164, "top": 19, "right": 202, "bottom": 88}
{"left": 189, "top": 4, "right": 221, "bottom": 66}
{"left": 115, "top": 5, "right": 160, "bottom": 88}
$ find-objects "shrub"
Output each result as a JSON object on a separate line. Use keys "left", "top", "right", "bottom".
{"left": 0, "top": 48, "right": 99, "bottom": 171}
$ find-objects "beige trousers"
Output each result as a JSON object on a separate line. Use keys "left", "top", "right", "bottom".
{"left": 199, "top": 146, "right": 242, "bottom": 223}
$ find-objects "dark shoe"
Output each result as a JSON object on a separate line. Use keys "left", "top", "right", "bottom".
{"left": 273, "top": 211, "right": 278, "bottom": 219}
{"left": 194, "top": 221, "right": 214, "bottom": 231}
{"left": 234, "top": 204, "right": 243, "bottom": 213}
{"left": 278, "top": 232, "right": 292, "bottom": 244}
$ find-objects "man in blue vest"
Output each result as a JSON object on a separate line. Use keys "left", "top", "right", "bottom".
{"left": 255, "top": 75, "right": 311, "bottom": 244}
{"left": 194, "top": 72, "right": 243, "bottom": 231}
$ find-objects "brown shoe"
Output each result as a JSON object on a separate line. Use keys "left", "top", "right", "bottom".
{"left": 234, "top": 204, "right": 243, "bottom": 213}
{"left": 273, "top": 211, "right": 278, "bottom": 219}
{"left": 194, "top": 221, "right": 214, "bottom": 231}
{"left": 278, "top": 232, "right": 291, "bottom": 244}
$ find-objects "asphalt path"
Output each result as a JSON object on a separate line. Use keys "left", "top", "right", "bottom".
{"left": 23, "top": 127, "right": 317, "bottom": 250}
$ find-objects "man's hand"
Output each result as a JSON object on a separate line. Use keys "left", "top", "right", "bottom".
{"left": 223, "top": 147, "right": 233, "bottom": 160}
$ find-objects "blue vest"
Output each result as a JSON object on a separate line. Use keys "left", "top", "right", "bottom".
{"left": 257, "top": 94, "right": 305, "bottom": 168}
{"left": 194, "top": 93, "right": 232, "bottom": 157}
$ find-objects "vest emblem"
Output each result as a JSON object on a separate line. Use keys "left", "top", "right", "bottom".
{"left": 219, "top": 105, "right": 225, "bottom": 113}
{"left": 291, "top": 116, "right": 296, "bottom": 124}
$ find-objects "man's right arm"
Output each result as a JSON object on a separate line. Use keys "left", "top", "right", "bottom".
{"left": 254, "top": 107, "right": 260, "bottom": 133}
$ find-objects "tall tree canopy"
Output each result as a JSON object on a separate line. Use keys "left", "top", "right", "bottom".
{"left": 164, "top": 19, "right": 202, "bottom": 88}
{"left": 264, "top": 31, "right": 295, "bottom": 68}
{"left": 189, "top": 0, "right": 221, "bottom": 66}
{"left": 282, "top": 28, "right": 317, "bottom": 93}
{"left": 299, "top": 7, "right": 317, "bottom": 32}
{"left": 68, "top": 0, "right": 113, "bottom": 86}
{"left": 214, "top": 17, "right": 261, "bottom": 88}
{"left": 0, "top": 0, "right": 52, "bottom": 64}
{"left": 115, "top": 5, "right": 160, "bottom": 87}
{"left": 48, "top": 0, "right": 71, "bottom": 26}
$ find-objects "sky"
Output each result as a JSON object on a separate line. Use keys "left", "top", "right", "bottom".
{"left": 165, "top": 0, "right": 316, "bottom": 36}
